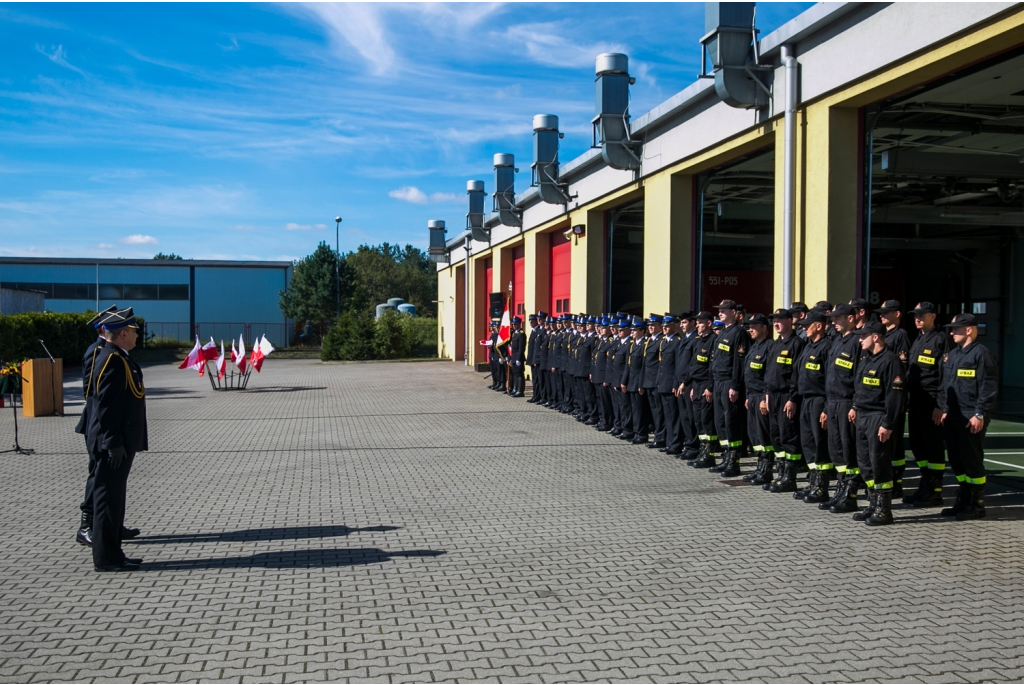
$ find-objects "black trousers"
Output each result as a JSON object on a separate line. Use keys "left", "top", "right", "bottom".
{"left": 713, "top": 379, "right": 745, "bottom": 450}
{"left": 618, "top": 388, "right": 634, "bottom": 437}
{"left": 799, "top": 395, "right": 830, "bottom": 470}
{"left": 909, "top": 391, "right": 945, "bottom": 471}
{"left": 679, "top": 391, "right": 699, "bottom": 451}
{"left": 584, "top": 379, "right": 598, "bottom": 419}
{"left": 767, "top": 391, "right": 801, "bottom": 461}
{"left": 92, "top": 449, "right": 136, "bottom": 568}
{"left": 646, "top": 388, "right": 664, "bottom": 442}
{"left": 561, "top": 370, "right": 572, "bottom": 408}
{"left": 489, "top": 357, "right": 498, "bottom": 386}
{"left": 511, "top": 362, "right": 524, "bottom": 391}
{"left": 595, "top": 383, "right": 611, "bottom": 426}
{"left": 746, "top": 393, "right": 771, "bottom": 453}
{"left": 943, "top": 410, "right": 988, "bottom": 485}
{"left": 80, "top": 440, "right": 100, "bottom": 515}
{"left": 855, "top": 412, "right": 893, "bottom": 489}
{"left": 662, "top": 391, "right": 682, "bottom": 451}
{"left": 891, "top": 401, "right": 908, "bottom": 470}
{"left": 610, "top": 387, "right": 623, "bottom": 430}
{"left": 630, "top": 391, "right": 651, "bottom": 439}
{"left": 826, "top": 399, "right": 856, "bottom": 473}
{"left": 691, "top": 381, "right": 716, "bottom": 446}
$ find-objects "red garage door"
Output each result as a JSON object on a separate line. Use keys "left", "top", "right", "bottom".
{"left": 513, "top": 246, "right": 525, "bottom": 317}
{"left": 550, "top": 232, "right": 571, "bottom": 315}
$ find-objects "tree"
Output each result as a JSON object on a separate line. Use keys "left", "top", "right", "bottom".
{"left": 153, "top": 252, "right": 184, "bottom": 260}
{"left": 279, "top": 242, "right": 353, "bottom": 331}
{"left": 346, "top": 243, "right": 436, "bottom": 317}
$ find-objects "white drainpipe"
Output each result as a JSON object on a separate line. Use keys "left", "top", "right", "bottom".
{"left": 781, "top": 44, "right": 797, "bottom": 307}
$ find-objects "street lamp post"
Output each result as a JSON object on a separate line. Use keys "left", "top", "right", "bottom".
{"left": 334, "top": 216, "right": 342, "bottom": 320}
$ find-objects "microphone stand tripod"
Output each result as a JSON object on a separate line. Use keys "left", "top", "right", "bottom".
{"left": 0, "top": 361, "right": 34, "bottom": 456}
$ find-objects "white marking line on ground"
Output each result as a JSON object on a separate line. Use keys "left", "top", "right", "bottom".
{"left": 985, "top": 458, "right": 1024, "bottom": 470}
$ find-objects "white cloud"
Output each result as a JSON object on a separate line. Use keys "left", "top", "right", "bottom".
{"left": 430, "top": 192, "right": 458, "bottom": 203}
{"left": 36, "top": 44, "right": 87, "bottom": 77}
{"left": 120, "top": 234, "right": 158, "bottom": 245}
{"left": 501, "top": 23, "right": 626, "bottom": 69}
{"left": 299, "top": 3, "right": 396, "bottom": 75}
{"left": 389, "top": 186, "right": 428, "bottom": 204}
{"left": 284, "top": 222, "right": 327, "bottom": 231}
{"left": 97, "top": 242, "right": 113, "bottom": 249}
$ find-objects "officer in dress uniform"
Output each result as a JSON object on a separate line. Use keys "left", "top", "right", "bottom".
{"left": 675, "top": 312, "right": 701, "bottom": 462}
{"left": 687, "top": 312, "right": 717, "bottom": 468}
{"left": 612, "top": 317, "right": 634, "bottom": 440}
{"left": 642, "top": 315, "right": 665, "bottom": 448}
{"left": 656, "top": 315, "right": 682, "bottom": 456}
{"left": 591, "top": 318, "right": 614, "bottom": 430}
{"left": 742, "top": 314, "right": 773, "bottom": 484}
{"left": 822, "top": 304, "right": 865, "bottom": 514}
{"left": 626, "top": 318, "right": 650, "bottom": 444}
{"left": 939, "top": 313, "right": 998, "bottom": 520}
{"left": 525, "top": 314, "right": 539, "bottom": 401}
{"left": 709, "top": 300, "right": 748, "bottom": 477}
{"left": 849, "top": 320, "right": 905, "bottom": 526}
{"left": 76, "top": 305, "right": 142, "bottom": 547}
{"left": 86, "top": 308, "right": 148, "bottom": 571}
{"left": 508, "top": 316, "right": 526, "bottom": 397}
{"left": 792, "top": 311, "right": 833, "bottom": 502}
{"left": 559, "top": 316, "right": 573, "bottom": 413}
{"left": 876, "top": 300, "right": 911, "bottom": 496}
{"left": 536, "top": 312, "right": 550, "bottom": 404}
{"left": 764, "top": 308, "right": 806, "bottom": 492}
{"left": 903, "top": 302, "right": 953, "bottom": 507}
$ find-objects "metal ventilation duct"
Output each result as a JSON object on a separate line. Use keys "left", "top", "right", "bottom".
{"left": 493, "top": 153, "right": 522, "bottom": 227}
{"left": 592, "top": 53, "right": 641, "bottom": 171}
{"left": 701, "top": 2, "right": 771, "bottom": 109}
{"left": 531, "top": 115, "right": 574, "bottom": 205}
{"left": 427, "top": 219, "right": 448, "bottom": 264}
{"left": 466, "top": 180, "right": 489, "bottom": 242}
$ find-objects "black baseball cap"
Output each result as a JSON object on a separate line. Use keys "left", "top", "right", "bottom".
{"left": 813, "top": 300, "right": 833, "bottom": 312}
{"left": 857, "top": 321, "right": 886, "bottom": 337}
{"left": 910, "top": 301, "right": 936, "bottom": 315}
{"left": 944, "top": 313, "right": 979, "bottom": 328}
{"left": 796, "top": 311, "right": 827, "bottom": 326}
{"left": 789, "top": 302, "right": 809, "bottom": 314}
{"left": 849, "top": 297, "right": 868, "bottom": 310}
{"left": 695, "top": 310, "right": 714, "bottom": 322}
{"left": 746, "top": 313, "right": 769, "bottom": 326}
{"left": 829, "top": 303, "right": 855, "bottom": 318}
{"left": 875, "top": 299, "right": 901, "bottom": 314}
{"left": 714, "top": 299, "right": 738, "bottom": 310}
{"left": 770, "top": 308, "right": 792, "bottom": 320}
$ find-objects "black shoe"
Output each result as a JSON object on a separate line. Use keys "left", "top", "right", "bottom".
{"left": 719, "top": 451, "right": 740, "bottom": 478}
{"left": 853, "top": 489, "right": 879, "bottom": 521}
{"left": 804, "top": 472, "right": 831, "bottom": 503}
{"left": 829, "top": 481, "right": 860, "bottom": 513}
{"left": 743, "top": 456, "right": 765, "bottom": 482}
{"left": 95, "top": 561, "right": 141, "bottom": 572}
{"left": 76, "top": 527, "right": 93, "bottom": 546}
{"left": 866, "top": 490, "right": 894, "bottom": 526}
{"left": 955, "top": 485, "right": 986, "bottom": 521}
{"left": 584, "top": 418, "right": 598, "bottom": 425}
{"left": 618, "top": 433, "right": 634, "bottom": 441}
{"left": 122, "top": 556, "right": 143, "bottom": 564}
{"left": 664, "top": 449, "right": 681, "bottom": 456}
{"left": 647, "top": 442, "right": 666, "bottom": 450}
{"left": 122, "top": 526, "right": 140, "bottom": 539}
{"left": 941, "top": 483, "right": 971, "bottom": 517}
{"left": 912, "top": 488, "right": 944, "bottom": 508}
{"left": 608, "top": 429, "right": 622, "bottom": 436}
{"left": 630, "top": 437, "right": 649, "bottom": 445}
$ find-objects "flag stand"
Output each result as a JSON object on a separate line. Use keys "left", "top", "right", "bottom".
{"left": 205, "top": 362, "right": 253, "bottom": 391}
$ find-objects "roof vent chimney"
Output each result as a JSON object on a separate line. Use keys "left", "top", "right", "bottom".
{"left": 592, "top": 53, "right": 641, "bottom": 171}
{"left": 699, "top": 2, "right": 771, "bottom": 109}
{"left": 427, "top": 219, "right": 448, "bottom": 264}
{"left": 532, "top": 115, "right": 576, "bottom": 205}
{"left": 493, "top": 153, "right": 522, "bottom": 227}
{"left": 466, "top": 180, "right": 490, "bottom": 242}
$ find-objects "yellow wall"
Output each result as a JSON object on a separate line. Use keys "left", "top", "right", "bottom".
{"left": 569, "top": 208, "right": 606, "bottom": 314}
{"left": 436, "top": 264, "right": 458, "bottom": 360}
{"left": 643, "top": 172, "right": 694, "bottom": 314}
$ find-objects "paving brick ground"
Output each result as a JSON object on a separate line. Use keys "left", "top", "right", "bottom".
{"left": 2, "top": 358, "right": 1024, "bottom": 683}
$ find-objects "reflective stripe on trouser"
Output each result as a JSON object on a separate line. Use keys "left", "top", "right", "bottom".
{"left": 855, "top": 411, "right": 894, "bottom": 489}
{"left": 692, "top": 381, "right": 717, "bottom": 451}
{"left": 799, "top": 395, "right": 831, "bottom": 470}
{"left": 746, "top": 392, "right": 772, "bottom": 453}
{"left": 662, "top": 391, "right": 682, "bottom": 452}
{"left": 909, "top": 390, "right": 945, "bottom": 471}
{"left": 943, "top": 409, "right": 988, "bottom": 486}
{"left": 767, "top": 391, "right": 801, "bottom": 461}
{"left": 713, "top": 379, "right": 745, "bottom": 448}
{"left": 826, "top": 398, "right": 855, "bottom": 471}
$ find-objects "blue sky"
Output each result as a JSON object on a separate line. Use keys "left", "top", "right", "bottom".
{"left": 0, "top": 2, "right": 812, "bottom": 262}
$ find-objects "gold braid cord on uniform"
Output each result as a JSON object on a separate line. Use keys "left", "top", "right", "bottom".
{"left": 94, "top": 353, "right": 146, "bottom": 400}
{"left": 83, "top": 346, "right": 101, "bottom": 401}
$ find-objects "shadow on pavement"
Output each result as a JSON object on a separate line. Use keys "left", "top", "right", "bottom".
{"left": 139, "top": 548, "right": 445, "bottom": 571}
{"left": 244, "top": 386, "right": 327, "bottom": 393}
{"left": 894, "top": 489, "right": 1024, "bottom": 523}
{"left": 128, "top": 524, "right": 400, "bottom": 545}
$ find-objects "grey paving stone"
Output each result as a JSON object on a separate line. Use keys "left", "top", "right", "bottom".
{"left": 2, "top": 359, "right": 1024, "bottom": 682}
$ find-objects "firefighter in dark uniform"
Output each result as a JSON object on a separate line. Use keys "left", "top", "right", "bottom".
{"left": 792, "top": 311, "right": 833, "bottom": 502}
{"left": 790, "top": 302, "right": 809, "bottom": 340}
{"left": 591, "top": 318, "right": 613, "bottom": 430}
{"left": 567, "top": 317, "right": 581, "bottom": 413}
{"left": 687, "top": 312, "right": 717, "bottom": 468}
{"left": 579, "top": 317, "right": 598, "bottom": 423}
{"left": 86, "top": 307, "right": 147, "bottom": 571}
{"left": 538, "top": 312, "right": 551, "bottom": 404}
{"left": 612, "top": 317, "right": 634, "bottom": 440}
{"left": 600, "top": 318, "right": 619, "bottom": 432}
{"left": 742, "top": 314, "right": 773, "bottom": 484}
{"left": 642, "top": 315, "right": 665, "bottom": 448}
{"left": 656, "top": 315, "right": 682, "bottom": 456}
{"left": 525, "top": 314, "right": 539, "bottom": 401}
{"left": 939, "top": 313, "right": 998, "bottom": 520}
{"left": 508, "top": 316, "right": 526, "bottom": 397}
{"left": 849, "top": 297, "right": 870, "bottom": 328}
{"left": 675, "top": 312, "right": 701, "bottom": 462}
{"left": 626, "top": 318, "right": 650, "bottom": 444}
{"left": 764, "top": 308, "right": 806, "bottom": 492}
{"left": 709, "top": 300, "right": 748, "bottom": 477}
{"left": 849, "top": 320, "right": 905, "bottom": 526}
{"left": 822, "top": 304, "right": 864, "bottom": 513}
{"left": 876, "top": 299, "right": 911, "bottom": 496}
{"left": 487, "top": 321, "right": 501, "bottom": 390}
{"left": 546, "top": 318, "right": 559, "bottom": 408}
{"left": 903, "top": 302, "right": 952, "bottom": 506}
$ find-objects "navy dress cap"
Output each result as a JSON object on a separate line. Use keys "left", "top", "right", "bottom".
{"left": 662, "top": 314, "right": 677, "bottom": 324}
{"left": 98, "top": 307, "right": 139, "bottom": 330}
{"left": 87, "top": 304, "right": 119, "bottom": 328}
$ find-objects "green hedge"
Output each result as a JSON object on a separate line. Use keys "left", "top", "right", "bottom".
{"left": 0, "top": 311, "right": 147, "bottom": 366}
{"left": 320, "top": 312, "right": 437, "bottom": 361}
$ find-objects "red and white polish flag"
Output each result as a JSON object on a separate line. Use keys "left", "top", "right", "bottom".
{"left": 235, "top": 334, "right": 247, "bottom": 373}
{"left": 215, "top": 340, "right": 226, "bottom": 379}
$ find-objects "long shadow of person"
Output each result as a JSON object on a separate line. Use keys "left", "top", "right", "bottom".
{"left": 139, "top": 548, "right": 445, "bottom": 571}
{"left": 126, "top": 524, "right": 400, "bottom": 545}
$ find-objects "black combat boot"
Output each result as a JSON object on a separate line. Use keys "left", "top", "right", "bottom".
{"left": 805, "top": 470, "right": 831, "bottom": 504}
{"left": 709, "top": 448, "right": 729, "bottom": 472}
{"left": 830, "top": 477, "right": 861, "bottom": 513}
{"left": 76, "top": 512, "right": 93, "bottom": 546}
{"left": 913, "top": 471, "right": 944, "bottom": 508}
{"left": 941, "top": 483, "right": 971, "bottom": 517}
{"left": 743, "top": 455, "right": 765, "bottom": 482}
{"left": 852, "top": 488, "right": 878, "bottom": 521}
{"left": 819, "top": 473, "right": 845, "bottom": 510}
{"left": 769, "top": 460, "right": 798, "bottom": 493}
{"left": 794, "top": 470, "right": 816, "bottom": 500}
{"left": 892, "top": 465, "right": 905, "bottom": 499}
{"left": 692, "top": 444, "right": 716, "bottom": 469}
{"left": 719, "top": 450, "right": 741, "bottom": 477}
{"left": 866, "top": 489, "right": 894, "bottom": 526}
{"left": 686, "top": 442, "right": 706, "bottom": 466}
{"left": 903, "top": 468, "right": 931, "bottom": 505}
{"left": 758, "top": 456, "right": 778, "bottom": 489}
{"left": 955, "top": 485, "right": 986, "bottom": 521}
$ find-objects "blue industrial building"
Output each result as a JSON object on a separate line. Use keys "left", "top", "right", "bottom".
{"left": 0, "top": 257, "right": 293, "bottom": 347}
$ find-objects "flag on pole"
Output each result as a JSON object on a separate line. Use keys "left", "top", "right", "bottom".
{"left": 249, "top": 334, "right": 275, "bottom": 373}
{"left": 235, "top": 334, "right": 247, "bottom": 373}
{"left": 178, "top": 336, "right": 204, "bottom": 371}
{"left": 496, "top": 282, "right": 512, "bottom": 348}
{"left": 215, "top": 340, "right": 226, "bottom": 379}
{"left": 201, "top": 337, "right": 219, "bottom": 361}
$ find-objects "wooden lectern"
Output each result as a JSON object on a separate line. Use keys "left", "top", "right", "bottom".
{"left": 21, "top": 358, "right": 64, "bottom": 417}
